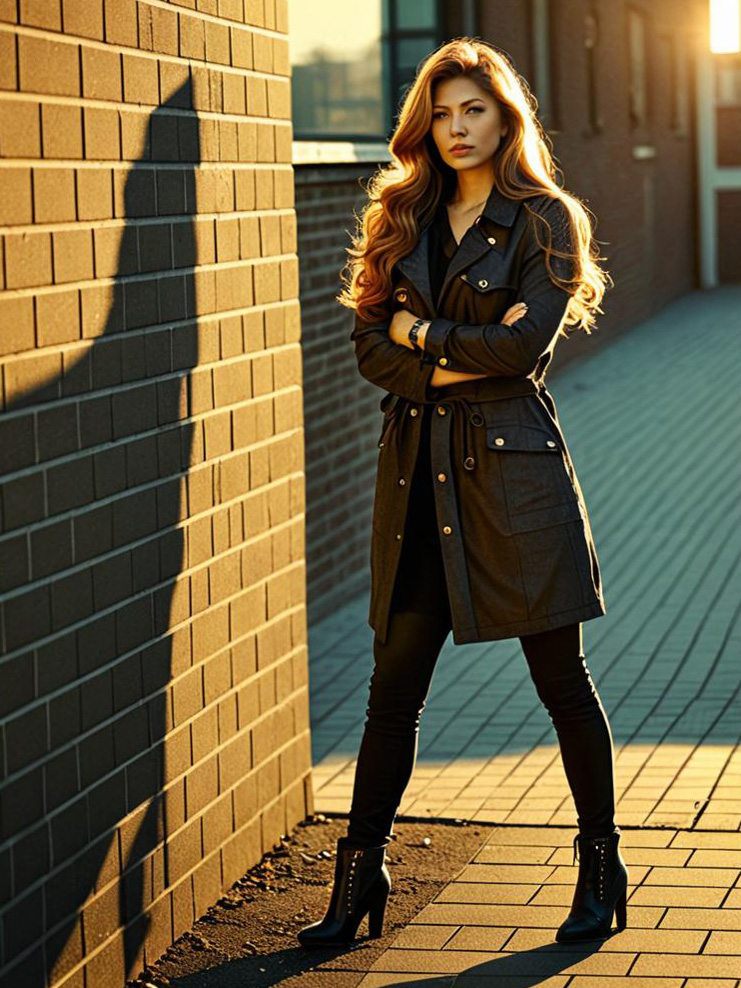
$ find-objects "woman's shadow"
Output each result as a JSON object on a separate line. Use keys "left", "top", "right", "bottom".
{"left": 1, "top": 78, "right": 201, "bottom": 986}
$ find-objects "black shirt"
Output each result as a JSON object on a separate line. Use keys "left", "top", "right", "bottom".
{"left": 390, "top": 201, "right": 457, "bottom": 617}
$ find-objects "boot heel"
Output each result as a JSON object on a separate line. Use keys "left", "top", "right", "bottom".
{"left": 367, "top": 881, "right": 390, "bottom": 938}
{"left": 615, "top": 886, "right": 627, "bottom": 931}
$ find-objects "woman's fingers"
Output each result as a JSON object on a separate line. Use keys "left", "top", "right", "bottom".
{"left": 501, "top": 302, "right": 528, "bottom": 326}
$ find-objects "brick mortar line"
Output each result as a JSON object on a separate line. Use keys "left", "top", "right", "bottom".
{"left": 0, "top": 162, "right": 294, "bottom": 178}
{"left": 0, "top": 254, "right": 297, "bottom": 297}
{"left": 0, "top": 17, "right": 289, "bottom": 53}
{"left": 0, "top": 314, "right": 300, "bottom": 377}
{"left": 0, "top": 84, "right": 293, "bottom": 114}
{"left": 0, "top": 626, "right": 309, "bottom": 853}
{"left": 0, "top": 205, "right": 296, "bottom": 237}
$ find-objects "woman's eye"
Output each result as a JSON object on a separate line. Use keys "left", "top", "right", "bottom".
{"left": 433, "top": 107, "right": 484, "bottom": 120}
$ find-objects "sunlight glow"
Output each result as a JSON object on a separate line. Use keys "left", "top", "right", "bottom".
{"left": 710, "top": 0, "right": 741, "bottom": 53}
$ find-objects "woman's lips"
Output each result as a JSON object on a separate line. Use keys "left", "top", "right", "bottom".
{"left": 450, "top": 146, "right": 474, "bottom": 156}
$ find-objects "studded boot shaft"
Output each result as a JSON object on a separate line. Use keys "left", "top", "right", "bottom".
{"left": 297, "top": 836, "right": 392, "bottom": 948}
{"left": 555, "top": 831, "right": 628, "bottom": 943}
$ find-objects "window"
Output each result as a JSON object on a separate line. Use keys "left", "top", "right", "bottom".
{"left": 627, "top": 7, "right": 648, "bottom": 128}
{"left": 290, "top": 0, "right": 444, "bottom": 142}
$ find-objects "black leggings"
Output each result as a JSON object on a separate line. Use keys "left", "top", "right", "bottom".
{"left": 346, "top": 603, "right": 618, "bottom": 849}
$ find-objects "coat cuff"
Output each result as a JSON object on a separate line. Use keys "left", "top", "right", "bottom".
{"left": 420, "top": 317, "right": 456, "bottom": 365}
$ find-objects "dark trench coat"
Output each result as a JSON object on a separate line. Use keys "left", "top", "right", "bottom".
{"left": 351, "top": 183, "right": 607, "bottom": 645}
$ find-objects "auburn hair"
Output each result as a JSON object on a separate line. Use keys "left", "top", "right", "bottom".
{"left": 337, "top": 37, "right": 612, "bottom": 334}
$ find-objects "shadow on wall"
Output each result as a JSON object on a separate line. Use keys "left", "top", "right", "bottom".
{"left": 0, "top": 79, "right": 199, "bottom": 986}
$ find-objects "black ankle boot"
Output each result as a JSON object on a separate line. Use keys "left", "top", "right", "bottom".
{"left": 297, "top": 836, "right": 392, "bottom": 948}
{"left": 555, "top": 830, "right": 628, "bottom": 943}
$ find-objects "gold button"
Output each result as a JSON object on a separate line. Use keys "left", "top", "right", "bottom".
{"left": 478, "top": 278, "right": 488, "bottom": 288}
{"left": 438, "top": 357, "right": 448, "bottom": 366}
{"left": 487, "top": 236, "right": 497, "bottom": 245}
{"left": 394, "top": 288, "right": 408, "bottom": 302}
{"left": 464, "top": 456, "right": 475, "bottom": 470}
{"left": 494, "top": 436, "right": 505, "bottom": 446}
{"left": 398, "top": 478, "right": 406, "bottom": 485}
{"left": 436, "top": 405, "right": 447, "bottom": 415}
{"left": 461, "top": 273, "right": 467, "bottom": 280}
{"left": 395, "top": 533, "right": 402, "bottom": 540}
{"left": 437, "top": 472, "right": 447, "bottom": 482}
{"left": 546, "top": 440, "right": 556, "bottom": 447}
{"left": 409, "top": 407, "right": 418, "bottom": 416}
{"left": 378, "top": 440, "right": 385, "bottom": 448}
{"left": 443, "top": 525, "right": 452, "bottom": 535}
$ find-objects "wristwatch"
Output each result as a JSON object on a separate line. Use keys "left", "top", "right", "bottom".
{"left": 408, "top": 318, "right": 428, "bottom": 350}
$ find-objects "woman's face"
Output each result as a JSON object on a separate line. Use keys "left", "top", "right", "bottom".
{"left": 430, "top": 76, "right": 508, "bottom": 173}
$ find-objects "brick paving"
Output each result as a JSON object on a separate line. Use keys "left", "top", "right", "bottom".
{"left": 303, "top": 288, "right": 741, "bottom": 984}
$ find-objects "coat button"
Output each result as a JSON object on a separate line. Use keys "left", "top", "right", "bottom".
{"left": 436, "top": 405, "right": 447, "bottom": 415}
{"left": 464, "top": 456, "right": 475, "bottom": 470}
{"left": 438, "top": 357, "right": 448, "bottom": 366}
{"left": 443, "top": 525, "right": 452, "bottom": 535}
{"left": 470, "top": 412, "right": 484, "bottom": 427}
{"left": 478, "top": 278, "right": 489, "bottom": 288}
{"left": 460, "top": 273, "right": 467, "bottom": 281}
{"left": 546, "top": 440, "right": 556, "bottom": 447}
{"left": 437, "top": 472, "right": 447, "bottom": 482}
{"left": 494, "top": 436, "right": 505, "bottom": 446}
{"left": 409, "top": 407, "right": 418, "bottom": 416}
{"left": 394, "top": 288, "right": 408, "bottom": 302}
{"left": 398, "top": 478, "right": 406, "bottom": 485}
{"left": 378, "top": 440, "right": 385, "bottom": 448}
{"left": 395, "top": 533, "right": 402, "bottom": 540}
{"left": 487, "top": 236, "right": 497, "bottom": 245}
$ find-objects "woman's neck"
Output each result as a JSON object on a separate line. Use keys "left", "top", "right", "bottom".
{"left": 448, "top": 168, "right": 496, "bottom": 214}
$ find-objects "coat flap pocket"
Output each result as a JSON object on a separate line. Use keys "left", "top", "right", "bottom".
{"left": 486, "top": 423, "right": 563, "bottom": 452}
{"left": 379, "top": 392, "right": 401, "bottom": 416}
{"left": 463, "top": 252, "right": 517, "bottom": 294}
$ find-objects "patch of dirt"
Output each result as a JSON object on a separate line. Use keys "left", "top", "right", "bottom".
{"left": 125, "top": 813, "right": 493, "bottom": 988}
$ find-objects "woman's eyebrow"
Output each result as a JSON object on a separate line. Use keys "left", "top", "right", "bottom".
{"left": 432, "top": 97, "right": 485, "bottom": 109}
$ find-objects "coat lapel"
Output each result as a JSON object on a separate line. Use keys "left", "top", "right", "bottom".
{"left": 394, "top": 182, "right": 523, "bottom": 317}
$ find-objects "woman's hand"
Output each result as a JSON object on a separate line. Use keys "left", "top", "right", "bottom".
{"left": 501, "top": 301, "right": 529, "bottom": 325}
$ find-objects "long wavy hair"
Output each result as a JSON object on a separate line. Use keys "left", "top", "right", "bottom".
{"left": 337, "top": 38, "right": 612, "bottom": 333}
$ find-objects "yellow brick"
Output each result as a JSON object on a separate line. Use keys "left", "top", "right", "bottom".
{"left": 0, "top": 168, "right": 32, "bottom": 224}
{"left": 18, "top": 35, "right": 80, "bottom": 97}
{"left": 41, "top": 104, "right": 83, "bottom": 159}
{"left": 33, "top": 168, "right": 76, "bottom": 222}
{"left": 0, "top": 100, "right": 41, "bottom": 157}
{"left": 5, "top": 231, "right": 52, "bottom": 289}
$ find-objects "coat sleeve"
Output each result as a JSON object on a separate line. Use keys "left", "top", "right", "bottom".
{"left": 350, "top": 312, "right": 442, "bottom": 404}
{"left": 420, "top": 197, "right": 577, "bottom": 377}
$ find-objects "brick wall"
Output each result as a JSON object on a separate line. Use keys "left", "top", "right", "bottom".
{"left": 0, "top": 2, "right": 311, "bottom": 986}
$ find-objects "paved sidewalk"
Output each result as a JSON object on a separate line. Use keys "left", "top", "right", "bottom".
{"left": 309, "top": 287, "right": 741, "bottom": 833}
{"left": 323, "top": 826, "right": 741, "bottom": 987}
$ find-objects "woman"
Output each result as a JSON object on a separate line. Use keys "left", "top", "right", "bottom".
{"left": 298, "top": 38, "right": 627, "bottom": 949}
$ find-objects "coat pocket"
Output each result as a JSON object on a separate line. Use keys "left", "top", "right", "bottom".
{"left": 486, "top": 423, "right": 582, "bottom": 533}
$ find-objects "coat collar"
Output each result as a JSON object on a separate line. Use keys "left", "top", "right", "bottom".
{"left": 395, "top": 182, "right": 523, "bottom": 317}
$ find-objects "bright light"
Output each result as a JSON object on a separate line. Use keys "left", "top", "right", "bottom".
{"left": 710, "top": 0, "right": 741, "bottom": 53}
